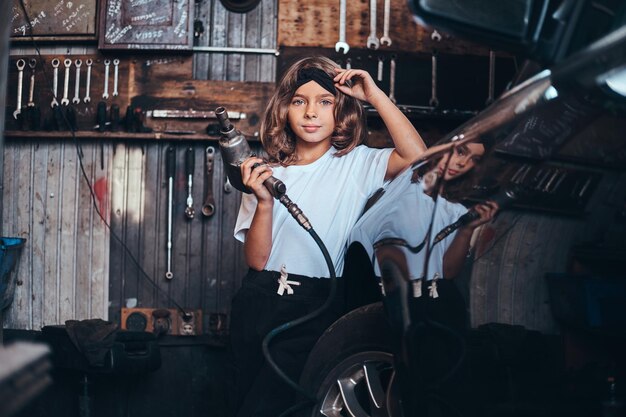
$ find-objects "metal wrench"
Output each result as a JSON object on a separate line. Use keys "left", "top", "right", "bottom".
{"left": 389, "top": 55, "right": 396, "bottom": 103}
{"left": 166, "top": 146, "right": 175, "bottom": 280}
{"left": 335, "top": 0, "right": 350, "bottom": 54}
{"left": 380, "top": 0, "right": 392, "bottom": 46}
{"left": 72, "top": 59, "right": 82, "bottom": 104}
{"left": 51, "top": 59, "right": 60, "bottom": 107}
{"left": 61, "top": 59, "right": 71, "bottom": 106}
{"left": 84, "top": 59, "right": 92, "bottom": 103}
{"left": 429, "top": 51, "right": 439, "bottom": 108}
{"left": 367, "top": 0, "right": 380, "bottom": 49}
{"left": 202, "top": 147, "right": 216, "bottom": 217}
{"left": 13, "top": 59, "right": 25, "bottom": 119}
{"left": 103, "top": 59, "right": 110, "bottom": 100}
{"left": 27, "top": 59, "right": 36, "bottom": 107}
{"left": 185, "top": 147, "right": 195, "bottom": 219}
{"left": 113, "top": 59, "right": 119, "bottom": 97}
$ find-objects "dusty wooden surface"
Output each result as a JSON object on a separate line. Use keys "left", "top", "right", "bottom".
{"left": 278, "top": 0, "right": 491, "bottom": 55}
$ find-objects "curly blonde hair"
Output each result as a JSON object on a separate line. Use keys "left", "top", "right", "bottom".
{"left": 260, "top": 56, "right": 366, "bottom": 165}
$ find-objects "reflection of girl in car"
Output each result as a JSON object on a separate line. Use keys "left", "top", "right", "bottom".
{"left": 345, "top": 139, "right": 499, "bottom": 416}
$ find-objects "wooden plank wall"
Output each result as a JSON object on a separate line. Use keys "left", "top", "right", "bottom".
{"left": 193, "top": 0, "right": 277, "bottom": 81}
{"left": 2, "top": 140, "right": 111, "bottom": 329}
{"left": 3, "top": 0, "right": 276, "bottom": 331}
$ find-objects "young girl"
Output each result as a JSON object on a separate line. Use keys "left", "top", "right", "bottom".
{"left": 229, "top": 56, "right": 430, "bottom": 416}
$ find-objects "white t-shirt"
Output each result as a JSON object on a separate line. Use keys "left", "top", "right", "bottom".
{"left": 349, "top": 166, "right": 468, "bottom": 281}
{"left": 234, "top": 145, "right": 393, "bottom": 278}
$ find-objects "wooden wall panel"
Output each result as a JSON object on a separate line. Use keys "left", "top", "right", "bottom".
{"left": 193, "top": 0, "right": 277, "bottom": 82}
{"left": 106, "top": 142, "right": 248, "bottom": 332}
{"left": 2, "top": 140, "right": 111, "bottom": 329}
{"left": 278, "top": 0, "right": 491, "bottom": 55}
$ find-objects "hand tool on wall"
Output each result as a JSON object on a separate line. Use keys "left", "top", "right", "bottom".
{"left": 429, "top": 50, "right": 439, "bottom": 108}
{"left": 166, "top": 146, "right": 176, "bottom": 280}
{"left": 367, "top": 0, "right": 380, "bottom": 49}
{"left": 113, "top": 59, "right": 120, "bottom": 97}
{"left": 380, "top": 0, "right": 392, "bottom": 46}
{"left": 13, "top": 59, "right": 25, "bottom": 119}
{"left": 389, "top": 55, "right": 397, "bottom": 103}
{"left": 202, "top": 146, "right": 216, "bottom": 217}
{"left": 51, "top": 58, "right": 60, "bottom": 107}
{"left": 377, "top": 55, "right": 385, "bottom": 82}
{"left": 84, "top": 59, "right": 92, "bottom": 103}
{"left": 335, "top": 0, "right": 349, "bottom": 54}
{"left": 72, "top": 59, "right": 82, "bottom": 104}
{"left": 103, "top": 59, "right": 110, "bottom": 100}
{"left": 185, "top": 147, "right": 195, "bottom": 219}
{"left": 61, "top": 59, "right": 71, "bottom": 106}
{"left": 486, "top": 50, "right": 496, "bottom": 106}
{"left": 27, "top": 59, "right": 36, "bottom": 107}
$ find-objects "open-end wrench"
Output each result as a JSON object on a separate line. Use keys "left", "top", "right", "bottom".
{"left": 102, "top": 59, "right": 110, "bottom": 100}
{"left": 84, "top": 59, "right": 92, "bottom": 103}
{"left": 72, "top": 59, "right": 82, "bottom": 104}
{"left": 61, "top": 59, "right": 71, "bottom": 106}
{"left": 202, "top": 147, "right": 216, "bottom": 217}
{"left": 51, "top": 59, "right": 60, "bottom": 107}
{"left": 389, "top": 55, "right": 397, "bottom": 103}
{"left": 486, "top": 50, "right": 496, "bottom": 106}
{"left": 166, "top": 146, "right": 175, "bottom": 280}
{"left": 335, "top": 0, "right": 349, "bottom": 54}
{"left": 380, "top": 0, "right": 392, "bottom": 46}
{"left": 429, "top": 50, "right": 439, "bottom": 108}
{"left": 112, "top": 59, "right": 119, "bottom": 97}
{"left": 367, "top": 0, "right": 380, "bottom": 49}
{"left": 13, "top": 59, "right": 25, "bottom": 119}
{"left": 185, "top": 147, "right": 195, "bottom": 219}
{"left": 27, "top": 59, "right": 36, "bottom": 107}
{"left": 224, "top": 176, "right": 233, "bottom": 194}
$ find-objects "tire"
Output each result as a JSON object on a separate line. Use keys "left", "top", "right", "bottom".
{"left": 298, "top": 302, "right": 402, "bottom": 417}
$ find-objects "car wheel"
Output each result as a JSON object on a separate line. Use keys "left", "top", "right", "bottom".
{"left": 298, "top": 302, "right": 403, "bottom": 417}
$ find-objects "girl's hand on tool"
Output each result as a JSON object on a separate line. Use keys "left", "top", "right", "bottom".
{"left": 333, "top": 68, "right": 385, "bottom": 103}
{"left": 241, "top": 157, "right": 274, "bottom": 204}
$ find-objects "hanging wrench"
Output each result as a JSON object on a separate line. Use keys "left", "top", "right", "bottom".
{"left": 335, "top": 0, "right": 350, "bottom": 54}
{"left": 429, "top": 50, "right": 439, "bottom": 108}
{"left": 61, "top": 59, "right": 71, "bottom": 106}
{"left": 202, "top": 147, "right": 216, "bottom": 217}
{"left": 185, "top": 147, "right": 195, "bottom": 219}
{"left": 367, "top": 0, "right": 379, "bottom": 49}
{"left": 84, "top": 59, "right": 92, "bottom": 103}
{"left": 389, "top": 55, "right": 397, "bottom": 104}
{"left": 112, "top": 59, "right": 119, "bottom": 97}
{"left": 72, "top": 59, "right": 82, "bottom": 104}
{"left": 102, "top": 59, "right": 110, "bottom": 100}
{"left": 27, "top": 59, "right": 36, "bottom": 107}
{"left": 224, "top": 176, "right": 233, "bottom": 194}
{"left": 380, "top": 0, "right": 392, "bottom": 46}
{"left": 13, "top": 59, "right": 25, "bottom": 119}
{"left": 486, "top": 50, "right": 496, "bottom": 106}
{"left": 166, "top": 146, "right": 175, "bottom": 280}
{"left": 377, "top": 55, "right": 385, "bottom": 82}
{"left": 51, "top": 58, "right": 60, "bottom": 107}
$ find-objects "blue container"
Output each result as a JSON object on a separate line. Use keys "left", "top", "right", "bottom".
{"left": 0, "top": 237, "right": 27, "bottom": 310}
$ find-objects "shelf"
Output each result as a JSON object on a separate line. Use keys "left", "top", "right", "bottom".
{"left": 364, "top": 104, "right": 478, "bottom": 121}
{"left": 3, "top": 130, "right": 223, "bottom": 142}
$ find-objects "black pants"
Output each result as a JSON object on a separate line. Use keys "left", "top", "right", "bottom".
{"left": 229, "top": 269, "right": 345, "bottom": 417}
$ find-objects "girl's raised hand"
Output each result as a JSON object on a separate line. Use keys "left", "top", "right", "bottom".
{"left": 333, "top": 68, "right": 383, "bottom": 103}
{"left": 240, "top": 157, "right": 274, "bottom": 205}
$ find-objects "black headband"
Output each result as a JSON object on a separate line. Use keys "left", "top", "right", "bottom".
{"left": 295, "top": 67, "right": 337, "bottom": 95}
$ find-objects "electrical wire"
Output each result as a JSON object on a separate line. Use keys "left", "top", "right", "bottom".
{"left": 16, "top": 0, "right": 191, "bottom": 319}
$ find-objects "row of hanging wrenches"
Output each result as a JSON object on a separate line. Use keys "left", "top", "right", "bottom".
{"left": 335, "top": 0, "right": 392, "bottom": 54}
